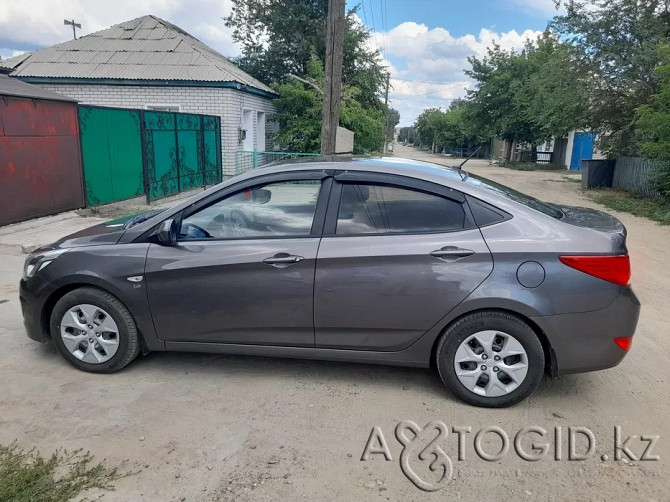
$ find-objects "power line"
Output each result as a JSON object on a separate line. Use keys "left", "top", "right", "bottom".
{"left": 391, "top": 82, "right": 466, "bottom": 101}
{"left": 391, "top": 77, "right": 469, "bottom": 85}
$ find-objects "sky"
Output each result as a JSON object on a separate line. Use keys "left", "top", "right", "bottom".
{"left": 0, "top": 0, "right": 561, "bottom": 126}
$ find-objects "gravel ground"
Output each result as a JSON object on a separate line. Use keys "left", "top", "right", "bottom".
{"left": 0, "top": 145, "right": 667, "bottom": 501}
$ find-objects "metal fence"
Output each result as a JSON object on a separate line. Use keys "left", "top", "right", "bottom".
{"left": 79, "top": 105, "right": 222, "bottom": 205}
{"left": 612, "top": 156, "right": 660, "bottom": 198}
{"left": 234, "top": 151, "right": 320, "bottom": 176}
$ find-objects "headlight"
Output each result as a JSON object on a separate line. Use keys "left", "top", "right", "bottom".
{"left": 23, "top": 249, "right": 68, "bottom": 279}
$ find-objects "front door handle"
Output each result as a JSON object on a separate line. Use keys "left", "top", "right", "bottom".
{"left": 429, "top": 246, "right": 475, "bottom": 259}
{"left": 263, "top": 253, "right": 304, "bottom": 265}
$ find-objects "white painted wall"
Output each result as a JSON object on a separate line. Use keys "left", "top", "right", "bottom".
{"left": 565, "top": 130, "right": 575, "bottom": 169}
{"left": 35, "top": 83, "right": 275, "bottom": 176}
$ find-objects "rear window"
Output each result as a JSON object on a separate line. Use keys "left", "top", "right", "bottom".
{"left": 464, "top": 174, "right": 564, "bottom": 219}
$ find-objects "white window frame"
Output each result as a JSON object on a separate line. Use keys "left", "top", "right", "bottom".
{"left": 144, "top": 104, "right": 182, "bottom": 112}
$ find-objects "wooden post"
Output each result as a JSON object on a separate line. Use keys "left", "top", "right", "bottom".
{"left": 381, "top": 73, "right": 390, "bottom": 153}
{"left": 321, "top": 0, "right": 346, "bottom": 155}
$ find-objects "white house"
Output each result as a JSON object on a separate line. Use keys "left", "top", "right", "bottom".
{"left": 0, "top": 15, "right": 277, "bottom": 176}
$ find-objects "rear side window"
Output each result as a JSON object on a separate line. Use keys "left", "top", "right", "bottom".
{"left": 466, "top": 195, "right": 509, "bottom": 227}
{"left": 336, "top": 183, "right": 468, "bottom": 235}
{"left": 465, "top": 174, "right": 564, "bottom": 219}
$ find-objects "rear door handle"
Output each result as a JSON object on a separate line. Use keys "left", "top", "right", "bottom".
{"left": 263, "top": 253, "right": 304, "bottom": 265}
{"left": 429, "top": 247, "right": 475, "bottom": 259}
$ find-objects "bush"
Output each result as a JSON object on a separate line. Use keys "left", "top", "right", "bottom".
{"left": 649, "top": 163, "right": 670, "bottom": 201}
{"left": 0, "top": 442, "right": 125, "bottom": 502}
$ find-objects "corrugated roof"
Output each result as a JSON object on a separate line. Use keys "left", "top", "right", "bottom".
{"left": 0, "top": 74, "right": 77, "bottom": 102}
{"left": 0, "top": 15, "right": 276, "bottom": 95}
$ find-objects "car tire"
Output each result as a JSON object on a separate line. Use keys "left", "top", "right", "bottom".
{"left": 436, "top": 311, "right": 544, "bottom": 408}
{"left": 50, "top": 287, "right": 140, "bottom": 373}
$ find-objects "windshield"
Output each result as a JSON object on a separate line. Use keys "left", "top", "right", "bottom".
{"left": 464, "top": 174, "right": 564, "bottom": 219}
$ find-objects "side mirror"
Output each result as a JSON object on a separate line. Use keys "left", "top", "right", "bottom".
{"left": 252, "top": 188, "right": 271, "bottom": 204}
{"left": 156, "top": 219, "right": 177, "bottom": 246}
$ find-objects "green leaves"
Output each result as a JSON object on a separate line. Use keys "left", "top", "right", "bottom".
{"left": 226, "top": 1, "right": 389, "bottom": 154}
{"left": 465, "top": 34, "right": 589, "bottom": 146}
{"left": 551, "top": 0, "right": 670, "bottom": 156}
{"left": 635, "top": 45, "right": 670, "bottom": 199}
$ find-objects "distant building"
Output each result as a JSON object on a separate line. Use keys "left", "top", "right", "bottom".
{"left": 491, "top": 131, "right": 599, "bottom": 171}
{"left": 0, "top": 15, "right": 277, "bottom": 175}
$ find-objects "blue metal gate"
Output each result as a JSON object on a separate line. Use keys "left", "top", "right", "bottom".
{"left": 570, "top": 132, "right": 595, "bottom": 171}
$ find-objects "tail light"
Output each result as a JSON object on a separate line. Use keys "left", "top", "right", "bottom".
{"left": 559, "top": 255, "right": 630, "bottom": 286}
{"left": 613, "top": 337, "right": 633, "bottom": 350}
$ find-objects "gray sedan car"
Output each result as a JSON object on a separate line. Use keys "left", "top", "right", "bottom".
{"left": 19, "top": 158, "right": 640, "bottom": 407}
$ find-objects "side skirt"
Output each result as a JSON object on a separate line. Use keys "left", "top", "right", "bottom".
{"left": 164, "top": 341, "right": 432, "bottom": 368}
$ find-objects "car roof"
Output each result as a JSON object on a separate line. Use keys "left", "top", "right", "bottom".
{"left": 258, "top": 156, "right": 466, "bottom": 182}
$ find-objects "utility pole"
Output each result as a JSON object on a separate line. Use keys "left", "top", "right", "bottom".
{"left": 321, "top": 0, "right": 345, "bottom": 155}
{"left": 381, "top": 72, "right": 390, "bottom": 153}
{"left": 64, "top": 19, "right": 81, "bottom": 40}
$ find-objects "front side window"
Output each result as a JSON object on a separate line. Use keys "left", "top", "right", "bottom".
{"left": 180, "top": 180, "right": 322, "bottom": 240}
{"left": 336, "top": 183, "right": 468, "bottom": 235}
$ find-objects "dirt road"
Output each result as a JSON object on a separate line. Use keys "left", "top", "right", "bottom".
{"left": 0, "top": 146, "right": 668, "bottom": 501}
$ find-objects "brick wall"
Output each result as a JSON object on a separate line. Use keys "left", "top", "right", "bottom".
{"left": 36, "top": 83, "right": 275, "bottom": 176}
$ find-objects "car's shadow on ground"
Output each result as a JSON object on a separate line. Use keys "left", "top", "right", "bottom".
{"left": 34, "top": 342, "right": 596, "bottom": 408}
{"left": 137, "top": 349, "right": 451, "bottom": 396}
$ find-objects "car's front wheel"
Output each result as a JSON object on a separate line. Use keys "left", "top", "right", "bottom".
{"left": 436, "top": 311, "right": 545, "bottom": 407}
{"left": 50, "top": 287, "right": 140, "bottom": 373}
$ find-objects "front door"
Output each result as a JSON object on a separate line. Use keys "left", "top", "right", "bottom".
{"left": 314, "top": 177, "right": 493, "bottom": 351}
{"left": 145, "top": 176, "right": 327, "bottom": 346}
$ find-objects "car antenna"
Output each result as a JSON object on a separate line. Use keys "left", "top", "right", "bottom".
{"left": 455, "top": 146, "right": 482, "bottom": 170}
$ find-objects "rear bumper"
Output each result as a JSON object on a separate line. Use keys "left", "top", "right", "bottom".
{"left": 531, "top": 286, "right": 640, "bottom": 375}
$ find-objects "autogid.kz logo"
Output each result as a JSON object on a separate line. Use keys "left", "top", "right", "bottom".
{"left": 360, "top": 421, "right": 661, "bottom": 492}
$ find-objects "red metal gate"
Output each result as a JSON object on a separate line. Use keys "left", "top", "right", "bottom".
{"left": 0, "top": 96, "right": 84, "bottom": 226}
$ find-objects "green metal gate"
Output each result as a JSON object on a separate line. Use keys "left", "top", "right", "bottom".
{"left": 79, "top": 106, "right": 222, "bottom": 205}
{"left": 79, "top": 106, "right": 144, "bottom": 205}
{"left": 144, "top": 111, "right": 222, "bottom": 201}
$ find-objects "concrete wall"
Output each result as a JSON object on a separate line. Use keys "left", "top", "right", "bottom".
{"left": 35, "top": 83, "right": 275, "bottom": 176}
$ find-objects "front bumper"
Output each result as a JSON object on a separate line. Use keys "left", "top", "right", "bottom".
{"left": 532, "top": 286, "right": 641, "bottom": 375}
{"left": 19, "top": 275, "right": 56, "bottom": 343}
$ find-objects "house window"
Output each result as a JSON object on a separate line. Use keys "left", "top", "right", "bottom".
{"left": 145, "top": 104, "right": 181, "bottom": 112}
{"left": 256, "top": 111, "right": 266, "bottom": 151}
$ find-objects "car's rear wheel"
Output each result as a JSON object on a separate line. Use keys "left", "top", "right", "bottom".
{"left": 436, "top": 311, "right": 544, "bottom": 407}
{"left": 50, "top": 287, "right": 140, "bottom": 373}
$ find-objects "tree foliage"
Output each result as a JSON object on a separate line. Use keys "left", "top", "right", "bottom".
{"left": 224, "top": 1, "right": 391, "bottom": 153}
{"left": 551, "top": 0, "right": 670, "bottom": 155}
{"left": 465, "top": 33, "right": 589, "bottom": 146}
{"left": 271, "top": 58, "right": 384, "bottom": 154}
{"left": 635, "top": 44, "right": 670, "bottom": 198}
{"left": 397, "top": 126, "right": 415, "bottom": 144}
{"left": 412, "top": 101, "right": 489, "bottom": 151}
{"left": 224, "top": 1, "right": 387, "bottom": 111}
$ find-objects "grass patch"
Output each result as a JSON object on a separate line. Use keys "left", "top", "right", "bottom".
{"left": 589, "top": 189, "right": 670, "bottom": 225}
{"left": 497, "top": 161, "right": 565, "bottom": 171}
{"left": 0, "top": 442, "right": 126, "bottom": 502}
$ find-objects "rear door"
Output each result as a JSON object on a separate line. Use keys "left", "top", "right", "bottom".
{"left": 145, "top": 171, "right": 330, "bottom": 347}
{"left": 314, "top": 172, "right": 493, "bottom": 351}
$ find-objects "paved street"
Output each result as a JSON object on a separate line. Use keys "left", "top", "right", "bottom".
{"left": 0, "top": 148, "right": 668, "bottom": 501}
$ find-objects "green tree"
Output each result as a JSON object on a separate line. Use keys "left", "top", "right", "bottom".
{"left": 635, "top": 44, "right": 670, "bottom": 198}
{"left": 397, "top": 126, "right": 415, "bottom": 144}
{"left": 271, "top": 58, "right": 383, "bottom": 154}
{"left": 384, "top": 108, "right": 400, "bottom": 140}
{"left": 224, "top": 1, "right": 386, "bottom": 110}
{"left": 465, "top": 33, "right": 588, "bottom": 146}
{"left": 551, "top": 0, "right": 670, "bottom": 155}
